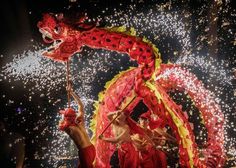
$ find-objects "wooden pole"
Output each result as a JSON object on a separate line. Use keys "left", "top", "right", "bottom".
{"left": 99, "top": 96, "right": 137, "bottom": 136}
{"left": 66, "top": 60, "right": 71, "bottom": 108}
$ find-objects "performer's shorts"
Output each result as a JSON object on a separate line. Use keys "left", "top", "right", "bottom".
{"left": 78, "top": 144, "right": 96, "bottom": 168}
{"left": 118, "top": 142, "right": 139, "bottom": 168}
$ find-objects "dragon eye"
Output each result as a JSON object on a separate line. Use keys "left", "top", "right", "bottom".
{"left": 54, "top": 26, "right": 61, "bottom": 34}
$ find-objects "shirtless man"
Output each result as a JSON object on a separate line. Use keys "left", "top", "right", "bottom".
{"left": 131, "top": 116, "right": 163, "bottom": 168}
{"left": 64, "top": 84, "right": 95, "bottom": 168}
{"left": 132, "top": 113, "right": 176, "bottom": 168}
{"left": 139, "top": 116, "right": 176, "bottom": 145}
{"left": 99, "top": 111, "right": 139, "bottom": 168}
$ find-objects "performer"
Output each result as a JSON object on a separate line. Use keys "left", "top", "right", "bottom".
{"left": 99, "top": 111, "right": 140, "bottom": 168}
{"left": 139, "top": 113, "right": 176, "bottom": 145}
{"left": 132, "top": 111, "right": 176, "bottom": 168}
{"left": 65, "top": 84, "right": 95, "bottom": 168}
{"left": 131, "top": 132, "right": 158, "bottom": 168}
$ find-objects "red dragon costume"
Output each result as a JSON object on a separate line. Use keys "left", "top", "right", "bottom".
{"left": 38, "top": 13, "right": 226, "bottom": 168}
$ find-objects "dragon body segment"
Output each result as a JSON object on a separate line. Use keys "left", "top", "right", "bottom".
{"left": 38, "top": 13, "right": 225, "bottom": 168}
{"left": 80, "top": 28, "right": 158, "bottom": 79}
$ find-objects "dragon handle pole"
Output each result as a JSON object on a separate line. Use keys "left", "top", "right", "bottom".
{"left": 99, "top": 95, "right": 137, "bottom": 136}
{"left": 66, "top": 60, "right": 71, "bottom": 108}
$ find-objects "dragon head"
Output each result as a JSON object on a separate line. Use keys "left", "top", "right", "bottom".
{"left": 37, "top": 13, "right": 82, "bottom": 61}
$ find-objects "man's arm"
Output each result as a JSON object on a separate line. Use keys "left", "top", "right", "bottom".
{"left": 70, "top": 91, "right": 84, "bottom": 116}
{"left": 154, "top": 128, "right": 176, "bottom": 143}
{"left": 67, "top": 84, "right": 84, "bottom": 118}
{"left": 107, "top": 110, "right": 122, "bottom": 121}
{"left": 99, "top": 128, "right": 127, "bottom": 143}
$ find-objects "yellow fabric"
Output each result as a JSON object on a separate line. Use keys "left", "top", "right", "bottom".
{"left": 145, "top": 81, "right": 194, "bottom": 168}
{"left": 105, "top": 26, "right": 137, "bottom": 36}
{"left": 90, "top": 67, "right": 136, "bottom": 143}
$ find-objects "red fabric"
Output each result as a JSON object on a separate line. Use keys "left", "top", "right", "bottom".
{"left": 154, "top": 150, "right": 167, "bottom": 168}
{"left": 59, "top": 108, "right": 78, "bottom": 131}
{"left": 140, "top": 146, "right": 167, "bottom": 168}
{"left": 118, "top": 142, "right": 139, "bottom": 168}
{"left": 140, "top": 110, "right": 166, "bottom": 130}
{"left": 140, "top": 110, "right": 151, "bottom": 119}
{"left": 38, "top": 13, "right": 226, "bottom": 167}
{"left": 126, "top": 116, "right": 146, "bottom": 136}
{"left": 78, "top": 145, "right": 96, "bottom": 168}
{"left": 94, "top": 69, "right": 139, "bottom": 168}
{"left": 140, "top": 146, "right": 156, "bottom": 168}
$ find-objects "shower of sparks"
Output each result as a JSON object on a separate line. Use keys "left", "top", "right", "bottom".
{"left": 175, "top": 54, "right": 233, "bottom": 85}
{"left": 1, "top": 47, "right": 66, "bottom": 93}
{"left": 101, "top": 5, "right": 192, "bottom": 57}
{"left": 1, "top": 1, "right": 235, "bottom": 167}
{"left": 155, "top": 65, "right": 236, "bottom": 165}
